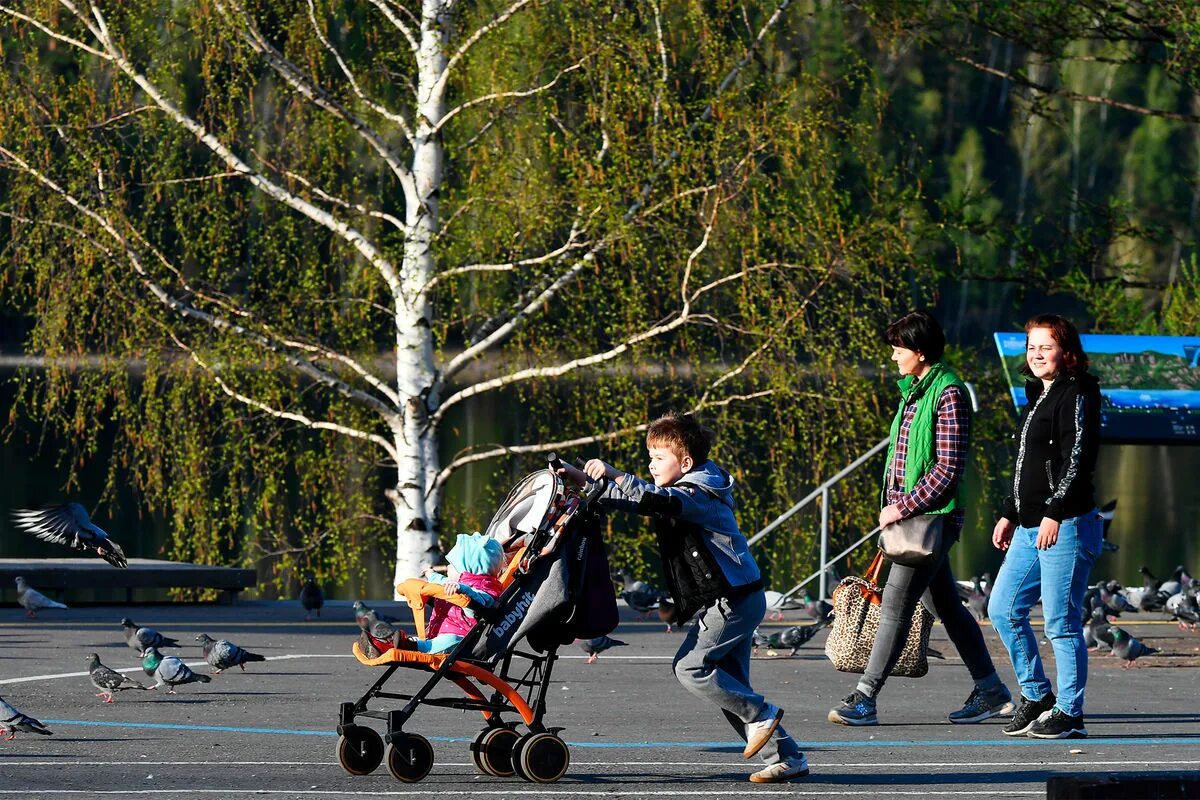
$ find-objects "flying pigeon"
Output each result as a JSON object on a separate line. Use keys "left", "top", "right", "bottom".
{"left": 11, "top": 503, "right": 128, "bottom": 568}
{"left": 14, "top": 577, "right": 68, "bottom": 618}
{"left": 766, "top": 623, "right": 823, "bottom": 656}
{"left": 195, "top": 633, "right": 266, "bottom": 673}
{"left": 144, "top": 646, "right": 212, "bottom": 693}
{"left": 1110, "top": 628, "right": 1158, "bottom": 668}
{"left": 86, "top": 653, "right": 146, "bottom": 702}
{"left": 0, "top": 695, "right": 52, "bottom": 739}
{"left": 578, "top": 634, "right": 626, "bottom": 664}
{"left": 300, "top": 574, "right": 324, "bottom": 621}
{"left": 121, "top": 617, "right": 180, "bottom": 655}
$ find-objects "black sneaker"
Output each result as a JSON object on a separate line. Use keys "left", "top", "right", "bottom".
{"left": 1028, "top": 708, "right": 1088, "bottom": 739}
{"left": 827, "top": 691, "right": 878, "bottom": 726}
{"left": 1002, "top": 692, "right": 1056, "bottom": 736}
{"left": 948, "top": 685, "right": 1015, "bottom": 724}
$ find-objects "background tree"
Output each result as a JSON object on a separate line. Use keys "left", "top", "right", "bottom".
{"left": 0, "top": 1, "right": 922, "bottom": 593}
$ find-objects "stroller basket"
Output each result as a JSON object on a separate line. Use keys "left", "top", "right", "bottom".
{"left": 335, "top": 466, "right": 616, "bottom": 784}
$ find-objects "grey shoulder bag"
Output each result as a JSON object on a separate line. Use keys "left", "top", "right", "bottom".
{"left": 879, "top": 514, "right": 944, "bottom": 568}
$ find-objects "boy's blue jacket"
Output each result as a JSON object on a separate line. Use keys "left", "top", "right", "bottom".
{"left": 599, "top": 460, "right": 762, "bottom": 623}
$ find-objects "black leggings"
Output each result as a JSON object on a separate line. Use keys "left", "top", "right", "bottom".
{"left": 858, "top": 542, "right": 996, "bottom": 697}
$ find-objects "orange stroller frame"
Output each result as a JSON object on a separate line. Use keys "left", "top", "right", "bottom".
{"left": 336, "top": 466, "right": 608, "bottom": 784}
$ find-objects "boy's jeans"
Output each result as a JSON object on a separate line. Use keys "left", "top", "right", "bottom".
{"left": 672, "top": 591, "right": 801, "bottom": 764}
{"left": 988, "top": 510, "right": 1102, "bottom": 717}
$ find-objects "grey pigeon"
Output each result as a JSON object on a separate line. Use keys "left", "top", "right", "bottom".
{"left": 1167, "top": 587, "right": 1199, "bottom": 632}
{"left": 86, "top": 653, "right": 146, "bottom": 702}
{"left": 140, "top": 647, "right": 163, "bottom": 678}
{"left": 763, "top": 590, "right": 806, "bottom": 621}
{"left": 358, "top": 609, "right": 398, "bottom": 642}
{"left": 0, "top": 695, "right": 52, "bottom": 739}
{"left": 578, "top": 634, "right": 626, "bottom": 664}
{"left": 353, "top": 600, "right": 399, "bottom": 627}
{"left": 1089, "top": 607, "right": 1116, "bottom": 652}
{"left": 1110, "top": 628, "right": 1158, "bottom": 668}
{"left": 14, "top": 577, "right": 68, "bottom": 618}
{"left": 145, "top": 646, "right": 212, "bottom": 693}
{"left": 806, "top": 598, "right": 834, "bottom": 624}
{"left": 617, "top": 569, "right": 666, "bottom": 616}
{"left": 766, "top": 623, "right": 823, "bottom": 656}
{"left": 751, "top": 628, "right": 771, "bottom": 654}
{"left": 11, "top": 503, "right": 128, "bottom": 568}
{"left": 195, "top": 633, "right": 266, "bottom": 673}
{"left": 966, "top": 576, "right": 988, "bottom": 621}
{"left": 300, "top": 574, "right": 324, "bottom": 621}
{"left": 121, "top": 617, "right": 180, "bottom": 655}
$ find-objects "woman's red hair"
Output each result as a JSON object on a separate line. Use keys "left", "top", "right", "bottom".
{"left": 1020, "top": 314, "right": 1090, "bottom": 376}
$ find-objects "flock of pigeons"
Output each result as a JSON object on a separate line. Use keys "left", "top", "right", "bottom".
{"left": 1079, "top": 564, "right": 1198, "bottom": 667}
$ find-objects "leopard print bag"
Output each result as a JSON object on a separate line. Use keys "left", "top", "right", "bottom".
{"left": 824, "top": 550, "right": 932, "bottom": 678}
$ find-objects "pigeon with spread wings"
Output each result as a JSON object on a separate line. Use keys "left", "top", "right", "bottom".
{"left": 12, "top": 503, "right": 128, "bottom": 568}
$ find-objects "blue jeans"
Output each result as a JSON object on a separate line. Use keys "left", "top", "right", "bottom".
{"left": 988, "top": 511, "right": 1102, "bottom": 717}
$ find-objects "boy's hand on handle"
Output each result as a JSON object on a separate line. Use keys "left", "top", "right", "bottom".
{"left": 556, "top": 462, "right": 590, "bottom": 488}
{"left": 1035, "top": 517, "right": 1060, "bottom": 550}
{"left": 992, "top": 517, "right": 1015, "bottom": 551}
{"left": 583, "top": 458, "right": 620, "bottom": 482}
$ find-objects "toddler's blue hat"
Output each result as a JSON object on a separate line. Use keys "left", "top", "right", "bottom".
{"left": 447, "top": 532, "right": 504, "bottom": 576}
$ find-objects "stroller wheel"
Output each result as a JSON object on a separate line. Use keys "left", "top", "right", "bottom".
{"left": 472, "top": 726, "right": 519, "bottom": 777}
{"left": 385, "top": 733, "right": 434, "bottom": 783}
{"left": 336, "top": 725, "right": 384, "bottom": 776}
{"left": 513, "top": 732, "right": 570, "bottom": 784}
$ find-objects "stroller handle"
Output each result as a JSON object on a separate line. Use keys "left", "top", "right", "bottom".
{"left": 546, "top": 452, "right": 608, "bottom": 505}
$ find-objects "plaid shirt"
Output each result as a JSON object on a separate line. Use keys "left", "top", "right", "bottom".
{"left": 886, "top": 384, "right": 968, "bottom": 530}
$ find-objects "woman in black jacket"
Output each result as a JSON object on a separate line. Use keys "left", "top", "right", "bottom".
{"left": 989, "top": 314, "right": 1103, "bottom": 740}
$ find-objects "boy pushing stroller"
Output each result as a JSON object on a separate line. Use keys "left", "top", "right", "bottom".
{"left": 558, "top": 412, "right": 810, "bottom": 784}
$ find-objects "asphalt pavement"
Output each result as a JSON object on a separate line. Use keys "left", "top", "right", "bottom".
{"left": 2, "top": 600, "right": 1198, "bottom": 798}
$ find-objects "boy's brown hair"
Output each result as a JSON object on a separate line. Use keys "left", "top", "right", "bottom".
{"left": 646, "top": 412, "right": 715, "bottom": 464}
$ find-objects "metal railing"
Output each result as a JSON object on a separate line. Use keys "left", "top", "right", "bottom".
{"left": 747, "top": 437, "right": 887, "bottom": 601}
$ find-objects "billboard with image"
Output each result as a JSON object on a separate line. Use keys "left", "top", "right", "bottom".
{"left": 994, "top": 332, "right": 1200, "bottom": 444}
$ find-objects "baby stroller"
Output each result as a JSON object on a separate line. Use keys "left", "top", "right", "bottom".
{"left": 335, "top": 459, "right": 617, "bottom": 784}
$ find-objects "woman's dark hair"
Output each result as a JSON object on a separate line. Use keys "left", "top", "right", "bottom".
{"left": 884, "top": 310, "right": 945, "bottom": 363}
{"left": 1020, "top": 314, "right": 1090, "bottom": 376}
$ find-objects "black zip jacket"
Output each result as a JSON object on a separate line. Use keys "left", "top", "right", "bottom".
{"left": 1002, "top": 372, "right": 1102, "bottom": 527}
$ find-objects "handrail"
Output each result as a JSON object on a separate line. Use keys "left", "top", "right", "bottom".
{"left": 747, "top": 437, "right": 887, "bottom": 600}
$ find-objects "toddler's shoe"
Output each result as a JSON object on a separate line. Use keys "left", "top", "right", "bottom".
{"left": 749, "top": 754, "right": 809, "bottom": 783}
{"left": 827, "top": 691, "right": 877, "bottom": 726}
{"left": 392, "top": 629, "right": 418, "bottom": 651}
{"left": 744, "top": 703, "right": 784, "bottom": 759}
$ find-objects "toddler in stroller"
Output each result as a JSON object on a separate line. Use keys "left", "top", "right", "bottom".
{"left": 337, "top": 461, "right": 617, "bottom": 785}
{"left": 359, "top": 532, "right": 505, "bottom": 657}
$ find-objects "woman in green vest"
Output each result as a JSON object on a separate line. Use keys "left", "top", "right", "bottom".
{"left": 828, "top": 310, "right": 1013, "bottom": 726}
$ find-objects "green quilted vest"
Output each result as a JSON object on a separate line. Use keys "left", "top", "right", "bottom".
{"left": 881, "top": 361, "right": 968, "bottom": 514}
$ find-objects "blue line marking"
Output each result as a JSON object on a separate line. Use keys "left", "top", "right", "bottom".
{"left": 42, "top": 720, "right": 1200, "bottom": 749}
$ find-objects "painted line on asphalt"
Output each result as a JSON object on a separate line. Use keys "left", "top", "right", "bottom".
{"left": 2, "top": 759, "right": 1198, "bottom": 769}
{"left": 35, "top": 719, "right": 1200, "bottom": 749}
{"left": 0, "top": 654, "right": 354, "bottom": 685}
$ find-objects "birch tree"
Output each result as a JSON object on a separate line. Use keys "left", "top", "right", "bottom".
{"left": 1, "top": 1, "right": 924, "bottom": 592}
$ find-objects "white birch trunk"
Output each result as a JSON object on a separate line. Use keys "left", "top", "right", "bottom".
{"left": 390, "top": 0, "right": 451, "bottom": 595}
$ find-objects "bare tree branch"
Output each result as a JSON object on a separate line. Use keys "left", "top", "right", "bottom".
{"left": 432, "top": 58, "right": 587, "bottom": 134}
{"left": 424, "top": 214, "right": 593, "bottom": 291}
{"left": 432, "top": 0, "right": 535, "bottom": 100}
{"left": 366, "top": 0, "right": 419, "bottom": 53}
{"left": 0, "top": 4, "right": 110, "bottom": 59}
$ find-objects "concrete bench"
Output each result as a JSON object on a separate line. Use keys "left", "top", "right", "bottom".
{"left": 0, "top": 558, "right": 257, "bottom": 605}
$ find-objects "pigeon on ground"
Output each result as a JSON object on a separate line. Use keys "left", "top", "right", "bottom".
{"left": 300, "top": 574, "right": 324, "bottom": 621}
{"left": 766, "top": 623, "right": 823, "bottom": 656}
{"left": 616, "top": 569, "right": 666, "bottom": 618}
{"left": 763, "top": 590, "right": 806, "bottom": 621}
{"left": 11, "top": 503, "right": 128, "bottom": 568}
{"left": 966, "top": 576, "right": 989, "bottom": 621}
{"left": 1167, "top": 585, "right": 1199, "bottom": 632}
{"left": 144, "top": 646, "right": 212, "bottom": 693}
{"left": 86, "top": 653, "right": 146, "bottom": 702}
{"left": 0, "top": 696, "right": 52, "bottom": 739}
{"left": 751, "top": 628, "right": 771, "bottom": 654}
{"left": 121, "top": 617, "right": 180, "bottom": 655}
{"left": 14, "top": 577, "right": 68, "bottom": 618}
{"left": 578, "top": 635, "right": 626, "bottom": 664}
{"left": 352, "top": 600, "right": 400, "bottom": 627}
{"left": 195, "top": 634, "right": 266, "bottom": 673}
{"left": 1087, "top": 607, "right": 1116, "bottom": 652}
{"left": 1110, "top": 627, "right": 1157, "bottom": 668}
{"left": 806, "top": 598, "right": 834, "bottom": 624}
{"left": 140, "top": 647, "right": 163, "bottom": 678}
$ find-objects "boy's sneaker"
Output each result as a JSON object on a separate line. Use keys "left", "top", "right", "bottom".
{"left": 744, "top": 704, "right": 784, "bottom": 759}
{"left": 1028, "top": 708, "right": 1088, "bottom": 739}
{"left": 1003, "top": 692, "right": 1056, "bottom": 736}
{"left": 948, "top": 685, "right": 1016, "bottom": 724}
{"left": 749, "top": 754, "right": 810, "bottom": 783}
{"left": 827, "top": 691, "right": 878, "bottom": 726}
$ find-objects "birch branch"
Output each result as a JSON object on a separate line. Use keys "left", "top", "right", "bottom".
{"left": 431, "top": 0, "right": 535, "bottom": 99}
{"left": 174, "top": 335, "right": 400, "bottom": 463}
{"left": 215, "top": 0, "right": 419, "bottom": 191}
{"left": 432, "top": 59, "right": 587, "bottom": 134}
{"left": 283, "top": 169, "right": 409, "bottom": 235}
{"left": 424, "top": 216, "right": 591, "bottom": 291}
{"left": 432, "top": 200, "right": 722, "bottom": 427}
{"left": 51, "top": 1, "right": 405, "bottom": 296}
{"left": 307, "top": 0, "right": 417, "bottom": 144}
{"left": 0, "top": 144, "right": 401, "bottom": 423}
{"left": 365, "top": 0, "right": 419, "bottom": 53}
{"left": 0, "top": 4, "right": 110, "bottom": 59}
